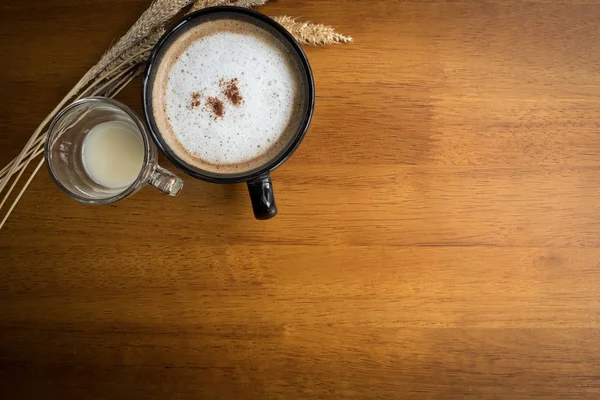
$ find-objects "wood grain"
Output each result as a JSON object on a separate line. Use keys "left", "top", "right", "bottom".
{"left": 2, "top": 0, "right": 600, "bottom": 398}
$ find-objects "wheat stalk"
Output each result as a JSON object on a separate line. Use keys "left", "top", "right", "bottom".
{"left": 0, "top": 158, "right": 45, "bottom": 230}
{"left": 0, "top": 135, "right": 45, "bottom": 180}
{"left": 274, "top": 16, "right": 353, "bottom": 45}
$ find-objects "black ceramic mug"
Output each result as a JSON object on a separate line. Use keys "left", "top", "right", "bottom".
{"left": 142, "top": 6, "right": 315, "bottom": 220}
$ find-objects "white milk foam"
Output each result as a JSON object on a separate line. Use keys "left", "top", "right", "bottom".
{"left": 152, "top": 18, "right": 305, "bottom": 174}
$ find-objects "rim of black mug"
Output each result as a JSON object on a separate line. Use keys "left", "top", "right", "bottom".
{"left": 142, "top": 6, "right": 315, "bottom": 184}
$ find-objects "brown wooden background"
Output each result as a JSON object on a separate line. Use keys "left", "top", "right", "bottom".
{"left": 2, "top": 0, "right": 600, "bottom": 398}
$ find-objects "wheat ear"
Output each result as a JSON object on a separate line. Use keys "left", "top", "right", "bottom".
{"left": 190, "top": 0, "right": 229, "bottom": 12}
{"left": 273, "top": 16, "right": 353, "bottom": 45}
{"left": 190, "top": 0, "right": 267, "bottom": 13}
{"left": 231, "top": 0, "right": 269, "bottom": 7}
{"left": 84, "top": 0, "right": 193, "bottom": 88}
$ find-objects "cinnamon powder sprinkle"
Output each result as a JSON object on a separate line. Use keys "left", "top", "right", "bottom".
{"left": 189, "top": 92, "right": 202, "bottom": 109}
{"left": 206, "top": 97, "right": 225, "bottom": 119}
{"left": 220, "top": 78, "right": 243, "bottom": 106}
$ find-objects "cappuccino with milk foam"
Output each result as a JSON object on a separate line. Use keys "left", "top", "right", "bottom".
{"left": 151, "top": 18, "right": 307, "bottom": 174}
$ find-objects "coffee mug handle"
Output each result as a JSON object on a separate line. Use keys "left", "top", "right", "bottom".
{"left": 247, "top": 174, "right": 278, "bottom": 220}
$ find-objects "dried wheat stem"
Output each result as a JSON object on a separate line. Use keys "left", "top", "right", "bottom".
{"left": 0, "top": 135, "right": 45, "bottom": 180}
{"left": 0, "top": 154, "right": 36, "bottom": 210}
{"left": 90, "top": 63, "right": 142, "bottom": 98}
{"left": 273, "top": 16, "right": 353, "bottom": 45}
{"left": 0, "top": 134, "right": 48, "bottom": 212}
{"left": 0, "top": 148, "right": 44, "bottom": 181}
{"left": 0, "top": 158, "right": 45, "bottom": 230}
{"left": 98, "top": 64, "right": 146, "bottom": 97}
{"left": 85, "top": 48, "right": 152, "bottom": 97}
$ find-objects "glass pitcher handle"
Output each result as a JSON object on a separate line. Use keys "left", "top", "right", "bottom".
{"left": 149, "top": 165, "right": 184, "bottom": 196}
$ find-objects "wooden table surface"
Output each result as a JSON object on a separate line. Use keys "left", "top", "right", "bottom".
{"left": 2, "top": 0, "right": 600, "bottom": 398}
